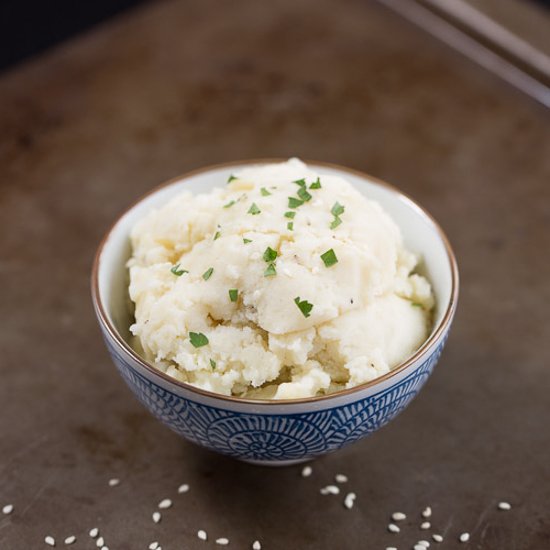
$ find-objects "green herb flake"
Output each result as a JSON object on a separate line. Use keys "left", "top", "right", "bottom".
{"left": 320, "top": 248, "right": 338, "bottom": 267}
{"left": 202, "top": 267, "right": 214, "bottom": 281}
{"left": 264, "top": 263, "right": 277, "bottom": 277}
{"left": 223, "top": 200, "right": 236, "bottom": 209}
{"left": 330, "top": 216, "right": 342, "bottom": 229}
{"left": 284, "top": 211, "right": 296, "bottom": 219}
{"left": 412, "top": 302, "right": 423, "bottom": 308}
{"left": 213, "top": 231, "right": 221, "bottom": 241}
{"left": 243, "top": 238, "right": 252, "bottom": 244}
{"left": 287, "top": 222, "right": 294, "bottom": 231}
{"left": 293, "top": 178, "right": 306, "bottom": 187}
{"left": 263, "top": 246, "right": 278, "bottom": 263}
{"left": 288, "top": 197, "right": 304, "bottom": 209}
{"left": 189, "top": 332, "right": 209, "bottom": 348}
{"left": 297, "top": 187, "right": 312, "bottom": 202}
{"left": 331, "top": 202, "right": 345, "bottom": 217}
{"left": 227, "top": 174, "right": 237, "bottom": 183}
{"left": 260, "top": 187, "right": 272, "bottom": 196}
{"left": 310, "top": 177, "right": 322, "bottom": 189}
{"left": 294, "top": 296, "right": 313, "bottom": 318}
{"left": 248, "top": 203, "right": 261, "bottom": 215}
{"left": 210, "top": 358, "right": 217, "bottom": 369}
{"left": 170, "top": 263, "right": 188, "bottom": 276}
{"left": 228, "top": 288, "right": 239, "bottom": 302}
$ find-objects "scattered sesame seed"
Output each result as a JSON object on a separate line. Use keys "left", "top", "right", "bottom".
{"left": 252, "top": 541, "right": 262, "bottom": 550}
{"left": 388, "top": 523, "right": 400, "bottom": 533}
{"left": 422, "top": 506, "right": 432, "bottom": 518}
{"left": 108, "top": 478, "right": 120, "bottom": 487}
{"left": 301, "top": 465, "right": 312, "bottom": 478}
{"left": 216, "top": 538, "right": 229, "bottom": 545}
{"left": 96, "top": 537, "right": 104, "bottom": 547}
{"left": 64, "top": 536, "right": 76, "bottom": 545}
{"left": 415, "top": 545, "right": 427, "bottom": 550}
{"left": 498, "top": 501, "right": 512, "bottom": 510}
{"left": 386, "top": 548, "right": 397, "bottom": 550}
{"left": 2, "top": 504, "right": 13, "bottom": 515}
{"left": 89, "top": 528, "right": 99, "bottom": 538}
{"left": 152, "top": 512, "right": 161, "bottom": 524}
{"left": 420, "top": 521, "right": 431, "bottom": 529}
{"left": 459, "top": 532, "right": 470, "bottom": 543}
{"left": 45, "top": 536, "right": 56, "bottom": 547}
{"left": 198, "top": 529, "right": 208, "bottom": 541}
{"left": 335, "top": 474, "right": 348, "bottom": 483}
{"left": 392, "top": 512, "right": 406, "bottom": 521}
{"left": 432, "top": 534, "right": 443, "bottom": 543}
{"left": 158, "top": 499, "right": 172, "bottom": 510}
{"left": 320, "top": 485, "right": 340, "bottom": 495}
{"left": 178, "top": 484, "right": 190, "bottom": 494}
{"left": 417, "top": 541, "right": 430, "bottom": 547}
{"left": 101, "top": 547, "right": 109, "bottom": 550}
{"left": 149, "top": 543, "right": 159, "bottom": 550}
{"left": 344, "top": 492, "right": 356, "bottom": 510}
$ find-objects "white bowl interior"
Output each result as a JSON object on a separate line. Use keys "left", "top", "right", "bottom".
{"left": 97, "top": 163, "right": 454, "bottom": 346}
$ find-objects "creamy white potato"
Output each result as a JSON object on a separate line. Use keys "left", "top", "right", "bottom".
{"left": 128, "top": 159, "right": 434, "bottom": 399}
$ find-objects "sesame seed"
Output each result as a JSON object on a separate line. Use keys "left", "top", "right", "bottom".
{"left": 344, "top": 492, "right": 356, "bottom": 510}
{"left": 252, "top": 541, "right": 262, "bottom": 550}
{"left": 415, "top": 545, "right": 427, "bottom": 550}
{"left": 2, "top": 504, "right": 13, "bottom": 515}
{"left": 96, "top": 537, "right": 104, "bottom": 547}
{"left": 392, "top": 512, "right": 406, "bottom": 521}
{"left": 178, "top": 484, "right": 190, "bottom": 494}
{"left": 498, "top": 501, "right": 512, "bottom": 510}
{"left": 386, "top": 548, "right": 397, "bottom": 550}
{"left": 152, "top": 512, "right": 161, "bottom": 524}
{"left": 459, "top": 533, "right": 470, "bottom": 543}
{"left": 432, "top": 534, "right": 443, "bottom": 542}
{"left": 64, "top": 536, "right": 76, "bottom": 545}
{"left": 89, "top": 528, "right": 99, "bottom": 538}
{"left": 301, "top": 465, "right": 312, "bottom": 478}
{"left": 158, "top": 499, "right": 172, "bottom": 509}
{"left": 420, "top": 521, "right": 431, "bottom": 529}
{"left": 108, "top": 478, "right": 120, "bottom": 487}
{"left": 417, "top": 541, "right": 430, "bottom": 547}
{"left": 320, "top": 485, "right": 340, "bottom": 495}
{"left": 101, "top": 547, "right": 109, "bottom": 550}
{"left": 149, "top": 543, "right": 159, "bottom": 550}
{"left": 422, "top": 506, "right": 432, "bottom": 518}
{"left": 198, "top": 529, "right": 208, "bottom": 541}
{"left": 388, "top": 523, "right": 400, "bottom": 533}
{"left": 216, "top": 538, "right": 229, "bottom": 545}
{"left": 45, "top": 536, "right": 56, "bottom": 547}
{"left": 335, "top": 474, "right": 348, "bottom": 483}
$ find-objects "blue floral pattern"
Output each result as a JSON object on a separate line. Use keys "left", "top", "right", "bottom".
{"left": 107, "top": 338, "right": 446, "bottom": 462}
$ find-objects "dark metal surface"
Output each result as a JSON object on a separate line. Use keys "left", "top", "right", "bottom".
{"left": 0, "top": 0, "right": 549, "bottom": 548}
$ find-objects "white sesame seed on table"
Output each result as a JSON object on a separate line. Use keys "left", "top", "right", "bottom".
{"left": 64, "top": 535, "right": 76, "bottom": 545}
{"left": 335, "top": 474, "right": 348, "bottom": 483}
{"left": 344, "top": 492, "right": 356, "bottom": 510}
{"left": 2, "top": 504, "right": 14, "bottom": 515}
{"left": 320, "top": 485, "right": 340, "bottom": 495}
{"left": 422, "top": 506, "right": 432, "bottom": 518}
{"left": 215, "top": 537, "right": 230, "bottom": 545}
{"left": 432, "top": 534, "right": 443, "bottom": 542}
{"left": 498, "top": 501, "right": 512, "bottom": 510}
{"left": 152, "top": 511, "right": 161, "bottom": 524}
{"left": 149, "top": 542, "right": 159, "bottom": 550}
{"left": 388, "top": 523, "right": 400, "bottom": 533}
{"left": 101, "top": 546, "right": 109, "bottom": 550}
{"left": 301, "top": 465, "right": 312, "bottom": 477}
{"left": 45, "top": 536, "right": 56, "bottom": 547}
{"left": 391, "top": 512, "right": 406, "bottom": 521}
{"left": 415, "top": 545, "right": 427, "bottom": 550}
{"left": 252, "top": 541, "right": 262, "bottom": 550}
{"left": 158, "top": 498, "right": 172, "bottom": 509}
{"left": 177, "top": 483, "right": 190, "bottom": 494}
{"left": 89, "top": 528, "right": 99, "bottom": 538}
{"left": 385, "top": 547, "right": 398, "bottom": 550}
{"left": 96, "top": 536, "right": 104, "bottom": 547}
{"left": 198, "top": 529, "right": 208, "bottom": 541}
{"left": 420, "top": 521, "right": 431, "bottom": 529}
{"left": 108, "top": 478, "right": 120, "bottom": 487}
{"left": 417, "top": 540, "right": 430, "bottom": 547}
{"left": 459, "top": 532, "right": 470, "bottom": 543}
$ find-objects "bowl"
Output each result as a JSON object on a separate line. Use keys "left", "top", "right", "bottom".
{"left": 91, "top": 160, "right": 458, "bottom": 466}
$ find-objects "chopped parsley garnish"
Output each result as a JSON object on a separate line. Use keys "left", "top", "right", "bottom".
{"left": 243, "top": 238, "right": 252, "bottom": 244}
{"left": 170, "top": 264, "right": 188, "bottom": 276}
{"left": 331, "top": 202, "right": 345, "bottom": 217}
{"left": 189, "top": 332, "right": 209, "bottom": 348}
{"left": 202, "top": 267, "right": 214, "bottom": 281}
{"left": 260, "top": 187, "right": 272, "bottom": 196}
{"left": 330, "top": 216, "right": 342, "bottom": 229}
{"left": 310, "top": 177, "right": 322, "bottom": 189}
{"left": 293, "top": 178, "right": 306, "bottom": 187}
{"left": 412, "top": 302, "right": 423, "bottom": 308}
{"left": 227, "top": 174, "right": 237, "bottom": 183}
{"left": 294, "top": 297, "right": 313, "bottom": 318}
{"left": 320, "top": 248, "right": 338, "bottom": 267}
{"left": 263, "top": 246, "right": 278, "bottom": 263}
{"left": 264, "top": 263, "right": 277, "bottom": 277}
{"left": 248, "top": 203, "right": 261, "bottom": 215}
{"left": 284, "top": 211, "right": 296, "bottom": 219}
{"left": 297, "top": 187, "right": 312, "bottom": 202}
{"left": 210, "top": 358, "right": 217, "bottom": 369}
{"left": 223, "top": 200, "right": 236, "bottom": 208}
{"left": 213, "top": 231, "right": 221, "bottom": 240}
{"left": 288, "top": 197, "right": 304, "bottom": 209}
{"left": 229, "top": 288, "right": 239, "bottom": 302}
{"left": 287, "top": 222, "right": 294, "bottom": 231}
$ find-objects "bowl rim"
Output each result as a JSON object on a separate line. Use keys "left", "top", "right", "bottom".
{"left": 91, "top": 158, "right": 459, "bottom": 406}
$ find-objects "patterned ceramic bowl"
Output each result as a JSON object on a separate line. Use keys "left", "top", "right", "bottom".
{"left": 92, "top": 160, "right": 458, "bottom": 466}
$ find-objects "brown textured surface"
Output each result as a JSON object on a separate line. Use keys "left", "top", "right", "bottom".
{"left": 1, "top": 0, "right": 549, "bottom": 548}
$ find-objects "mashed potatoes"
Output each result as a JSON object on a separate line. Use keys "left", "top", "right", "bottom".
{"left": 128, "top": 159, "right": 434, "bottom": 399}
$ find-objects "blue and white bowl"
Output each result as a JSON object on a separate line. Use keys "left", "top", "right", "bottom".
{"left": 91, "top": 160, "right": 459, "bottom": 466}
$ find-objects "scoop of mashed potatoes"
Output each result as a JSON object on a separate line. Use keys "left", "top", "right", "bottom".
{"left": 128, "top": 159, "right": 434, "bottom": 399}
